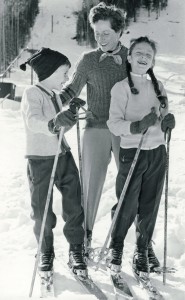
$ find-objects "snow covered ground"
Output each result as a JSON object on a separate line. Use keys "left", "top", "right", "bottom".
{"left": 0, "top": 0, "right": 185, "bottom": 299}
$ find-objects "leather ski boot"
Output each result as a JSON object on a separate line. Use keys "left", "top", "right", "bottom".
{"left": 38, "top": 247, "right": 55, "bottom": 272}
{"left": 148, "top": 241, "right": 160, "bottom": 272}
{"left": 109, "top": 240, "right": 123, "bottom": 273}
{"left": 132, "top": 247, "right": 149, "bottom": 279}
{"left": 68, "top": 244, "right": 88, "bottom": 279}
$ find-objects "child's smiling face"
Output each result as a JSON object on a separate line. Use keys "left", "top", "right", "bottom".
{"left": 127, "top": 42, "right": 155, "bottom": 75}
{"left": 49, "top": 64, "right": 70, "bottom": 90}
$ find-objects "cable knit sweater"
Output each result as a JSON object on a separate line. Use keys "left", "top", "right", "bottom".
{"left": 21, "top": 83, "right": 63, "bottom": 158}
{"left": 107, "top": 73, "right": 168, "bottom": 150}
{"left": 60, "top": 45, "right": 128, "bottom": 128}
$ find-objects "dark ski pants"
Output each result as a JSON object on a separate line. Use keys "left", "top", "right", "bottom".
{"left": 111, "top": 145, "right": 166, "bottom": 249}
{"left": 27, "top": 152, "right": 84, "bottom": 251}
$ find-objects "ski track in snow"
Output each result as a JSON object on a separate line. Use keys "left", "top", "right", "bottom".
{"left": 0, "top": 0, "right": 185, "bottom": 299}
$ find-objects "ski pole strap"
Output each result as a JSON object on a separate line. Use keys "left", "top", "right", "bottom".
{"left": 165, "top": 128, "right": 171, "bottom": 142}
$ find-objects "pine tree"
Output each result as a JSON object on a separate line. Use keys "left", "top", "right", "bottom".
{"left": 0, "top": 0, "right": 39, "bottom": 75}
{"left": 75, "top": 0, "right": 168, "bottom": 46}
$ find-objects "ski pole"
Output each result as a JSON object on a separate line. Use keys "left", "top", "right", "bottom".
{"left": 95, "top": 131, "right": 147, "bottom": 269}
{"left": 163, "top": 128, "right": 171, "bottom": 285}
{"left": 29, "top": 127, "right": 65, "bottom": 297}
{"left": 76, "top": 107, "right": 88, "bottom": 254}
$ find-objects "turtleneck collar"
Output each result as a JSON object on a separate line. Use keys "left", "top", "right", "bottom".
{"left": 130, "top": 72, "right": 148, "bottom": 79}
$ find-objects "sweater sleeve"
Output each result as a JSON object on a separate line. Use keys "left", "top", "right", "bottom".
{"left": 59, "top": 52, "right": 89, "bottom": 105}
{"left": 107, "top": 81, "right": 132, "bottom": 137}
{"left": 21, "top": 87, "right": 54, "bottom": 136}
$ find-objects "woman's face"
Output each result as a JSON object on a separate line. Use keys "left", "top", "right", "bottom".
{"left": 127, "top": 42, "right": 155, "bottom": 75}
{"left": 92, "top": 20, "right": 121, "bottom": 52}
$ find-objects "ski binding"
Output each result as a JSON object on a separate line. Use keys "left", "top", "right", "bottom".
{"left": 68, "top": 264, "right": 108, "bottom": 300}
{"left": 133, "top": 271, "right": 164, "bottom": 300}
{"left": 110, "top": 269, "right": 133, "bottom": 299}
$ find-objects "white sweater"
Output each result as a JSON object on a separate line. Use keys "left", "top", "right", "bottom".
{"left": 21, "top": 83, "right": 63, "bottom": 158}
{"left": 107, "top": 73, "right": 168, "bottom": 150}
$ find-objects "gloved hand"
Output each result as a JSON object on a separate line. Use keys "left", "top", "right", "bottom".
{"left": 69, "top": 97, "right": 86, "bottom": 114}
{"left": 130, "top": 108, "right": 158, "bottom": 134}
{"left": 48, "top": 110, "right": 77, "bottom": 134}
{"left": 48, "top": 119, "right": 59, "bottom": 134}
{"left": 161, "top": 113, "right": 175, "bottom": 132}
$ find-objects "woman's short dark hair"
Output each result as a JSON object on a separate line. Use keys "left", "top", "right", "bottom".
{"left": 89, "top": 2, "right": 125, "bottom": 34}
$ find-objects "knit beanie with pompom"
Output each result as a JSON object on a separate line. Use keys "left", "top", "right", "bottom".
{"left": 20, "top": 47, "right": 71, "bottom": 81}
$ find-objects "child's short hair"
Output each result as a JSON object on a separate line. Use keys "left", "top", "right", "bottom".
{"left": 20, "top": 47, "right": 71, "bottom": 81}
{"left": 89, "top": 2, "right": 125, "bottom": 35}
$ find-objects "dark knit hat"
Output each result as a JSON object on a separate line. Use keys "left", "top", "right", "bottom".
{"left": 20, "top": 47, "right": 71, "bottom": 81}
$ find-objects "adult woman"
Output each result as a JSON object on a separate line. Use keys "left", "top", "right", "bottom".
{"left": 59, "top": 3, "right": 160, "bottom": 268}
{"left": 59, "top": 2, "right": 127, "bottom": 244}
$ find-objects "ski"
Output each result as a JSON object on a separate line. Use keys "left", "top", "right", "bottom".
{"left": 133, "top": 271, "right": 164, "bottom": 300}
{"left": 68, "top": 266, "right": 108, "bottom": 300}
{"left": 39, "top": 270, "right": 54, "bottom": 298}
{"left": 87, "top": 248, "right": 134, "bottom": 299}
{"left": 110, "top": 271, "right": 134, "bottom": 299}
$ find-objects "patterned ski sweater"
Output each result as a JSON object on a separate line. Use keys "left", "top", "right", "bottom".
{"left": 60, "top": 45, "right": 128, "bottom": 128}
{"left": 107, "top": 73, "right": 168, "bottom": 150}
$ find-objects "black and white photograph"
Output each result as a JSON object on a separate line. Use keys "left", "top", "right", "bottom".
{"left": 0, "top": 0, "right": 184, "bottom": 299}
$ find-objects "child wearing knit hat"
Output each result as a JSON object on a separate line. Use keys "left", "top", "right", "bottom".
{"left": 21, "top": 47, "right": 88, "bottom": 277}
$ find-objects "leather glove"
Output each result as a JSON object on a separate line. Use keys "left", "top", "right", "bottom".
{"left": 48, "top": 110, "right": 76, "bottom": 134}
{"left": 48, "top": 119, "right": 59, "bottom": 134}
{"left": 69, "top": 97, "right": 86, "bottom": 114}
{"left": 161, "top": 113, "right": 175, "bottom": 132}
{"left": 130, "top": 108, "right": 158, "bottom": 134}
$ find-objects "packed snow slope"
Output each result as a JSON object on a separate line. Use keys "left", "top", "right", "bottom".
{"left": 0, "top": 0, "right": 185, "bottom": 299}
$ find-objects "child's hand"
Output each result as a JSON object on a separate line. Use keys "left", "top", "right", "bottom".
{"left": 48, "top": 110, "right": 77, "bottom": 133}
{"left": 140, "top": 110, "right": 158, "bottom": 132}
{"left": 161, "top": 113, "right": 175, "bottom": 132}
{"left": 130, "top": 108, "right": 157, "bottom": 134}
{"left": 54, "top": 110, "right": 77, "bottom": 128}
{"left": 69, "top": 98, "right": 86, "bottom": 114}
